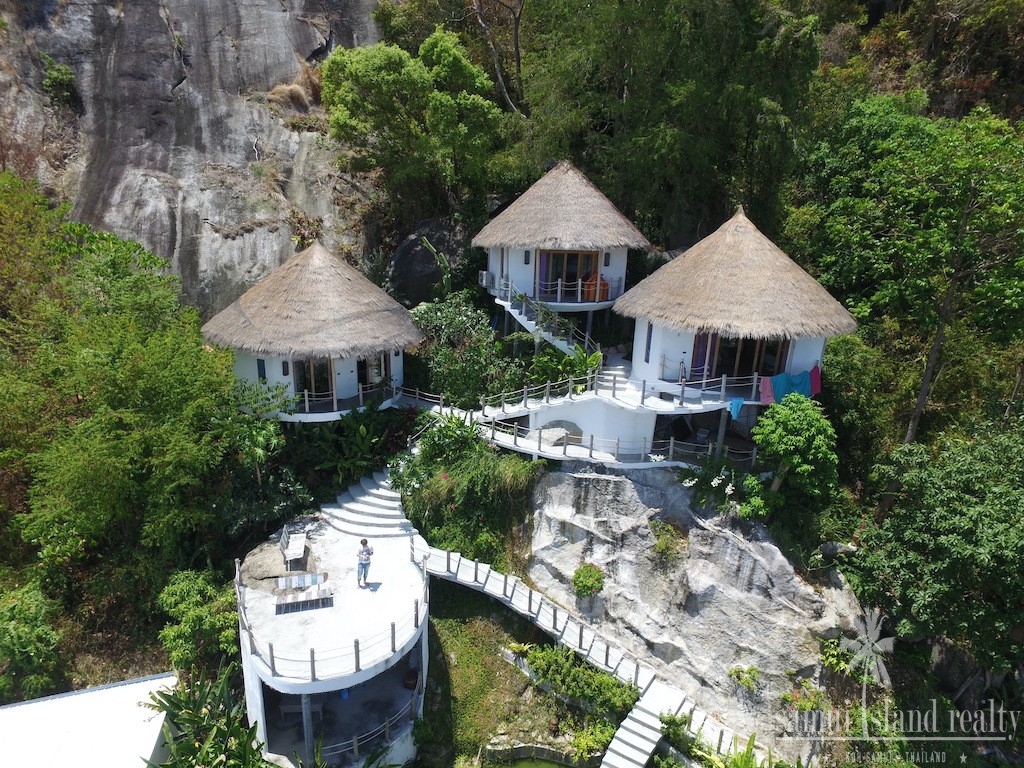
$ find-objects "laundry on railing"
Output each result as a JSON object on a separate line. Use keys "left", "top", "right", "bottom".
{"left": 769, "top": 369, "right": 812, "bottom": 402}
{"left": 810, "top": 364, "right": 821, "bottom": 397}
{"left": 758, "top": 376, "right": 774, "bottom": 405}
{"left": 728, "top": 397, "right": 744, "bottom": 419}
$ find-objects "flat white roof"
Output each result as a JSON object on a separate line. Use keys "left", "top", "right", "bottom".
{"left": 0, "top": 672, "right": 176, "bottom": 767}
{"left": 238, "top": 520, "right": 429, "bottom": 690}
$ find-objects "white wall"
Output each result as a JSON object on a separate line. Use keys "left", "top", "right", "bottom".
{"left": 529, "top": 398, "right": 657, "bottom": 447}
{"left": 234, "top": 350, "right": 292, "bottom": 392}
{"left": 788, "top": 337, "right": 825, "bottom": 373}
{"left": 629, "top": 321, "right": 695, "bottom": 383}
{"left": 391, "top": 350, "right": 406, "bottom": 388}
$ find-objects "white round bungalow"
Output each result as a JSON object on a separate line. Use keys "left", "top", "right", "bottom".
{"left": 202, "top": 242, "right": 423, "bottom": 422}
{"left": 473, "top": 160, "right": 652, "bottom": 337}
{"left": 615, "top": 207, "right": 856, "bottom": 389}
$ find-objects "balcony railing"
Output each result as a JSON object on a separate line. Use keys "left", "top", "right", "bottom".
{"left": 234, "top": 562, "right": 429, "bottom": 682}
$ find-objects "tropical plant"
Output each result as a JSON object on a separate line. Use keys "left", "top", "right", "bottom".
{"left": 0, "top": 581, "right": 63, "bottom": 703}
{"left": 147, "top": 663, "right": 270, "bottom": 767}
{"left": 572, "top": 563, "right": 605, "bottom": 598}
{"left": 157, "top": 570, "right": 239, "bottom": 673}
{"left": 526, "top": 644, "right": 639, "bottom": 718}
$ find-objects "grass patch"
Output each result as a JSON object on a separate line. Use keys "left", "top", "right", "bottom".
{"left": 418, "top": 580, "right": 553, "bottom": 766}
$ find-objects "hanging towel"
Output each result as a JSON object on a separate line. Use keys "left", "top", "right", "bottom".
{"left": 729, "top": 397, "right": 744, "bottom": 419}
{"left": 759, "top": 376, "right": 775, "bottom": 405}
{"left": 810, "top": 364, "right": 822, "bottom": 397}
{"left": 772, "top": 370, "right": 812, "bottom": 402}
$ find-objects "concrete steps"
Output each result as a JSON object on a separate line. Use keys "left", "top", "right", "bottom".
{"left": 600, "top": 682, "right": 689, "bottom": 768}
{"left": 321, "top": 471, "right": 418, "bottom": 538}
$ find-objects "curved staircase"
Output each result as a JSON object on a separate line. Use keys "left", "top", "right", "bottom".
{"left": 320, "top": 471, "right": 418, "bottom": 538}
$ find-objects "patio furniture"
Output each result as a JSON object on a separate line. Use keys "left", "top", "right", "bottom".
{"left": 275, "top": 572, "right": 328, "bottom": 590}
{"left": 279, "top": 526, "right": 307, "bottom": 571}
{"left": 275, "top": 584, "right": 334, "bottom": 614}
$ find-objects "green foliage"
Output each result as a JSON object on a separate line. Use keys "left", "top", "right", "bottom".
{"left": 781, "top": 678, "right": 826, "bottom": 711}
{"left": 409, "top": 290, "right": 527, "bottom": 408}
{"left": 321, "top": 26, "right": 502, "bottom": 225}
{"left": 148, "top": 662, "right": 271, "bottom": 767}
{"left": 649, "top": 519, "right": 685, "bottom": 564}
{"left": 849, "top": 419, "right": 1024, "bottom": 668}
{"left": 571, "top": 563, "right": 604, "bottom": 598}
{"left": 660, "top": 712, "right": 697, "bottom": 756}
{"left": 40, "top": 53, "right": 76, "bottom": 108}
{"left": 744, "top": 395, "right": 840, "bottom": 547}
{"left": 567, "top": 715, "right": 616, "bottom": 758}
{"left": 678, "top": 457, "right": 742, "bottom": 512}
{"left": 788, "top": 95, "right": 1024, "bottom": 443}
{"left": 0, "top": 581, "right": 63, "bottom": 703}
{"left": 526, "top": 644, "right": 639, "bottom": 719}
{"left": 389, "top": 414, "right": 541, "bottom": 567}
{"left": 157, "top": 571, "right": 238, "bottom": 673}
{"left": 728, "top": 665, "right": 762, "bottom": 693}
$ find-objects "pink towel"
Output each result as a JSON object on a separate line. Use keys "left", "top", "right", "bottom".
{"left": 759, "top": 376, "right": 775, "bottom": 405}
{"left": 810, "top": 365, "right": 822, "bottom": 397}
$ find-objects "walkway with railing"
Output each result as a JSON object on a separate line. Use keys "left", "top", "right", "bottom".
{"left": 419, "top": 544, "right": 762, "bottom": 767}
{"left": 388, "top": 371, "right": 758, "bottom": 468}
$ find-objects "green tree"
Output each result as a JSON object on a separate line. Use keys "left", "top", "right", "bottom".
{"left": 851, "top": 419, "right": 1024, "bottom": 669}
{"left": 789, "top": 95, "right": 1024, "bottom": 445}
{"left": 0, "top": 581, "right": 63, "bottom": 703}
{"left": 157, "top": 571, "right": 238, "bottom": 672}
{"left": 321, "top": 26, "right": 503, "bottom": 225}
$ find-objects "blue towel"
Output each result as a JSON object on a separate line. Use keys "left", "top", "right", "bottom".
{"left": 728, "top": 397, "right": 744, "bottom": 419}
{"left": 771, "top": 371, "right": 812, "bottom": 403}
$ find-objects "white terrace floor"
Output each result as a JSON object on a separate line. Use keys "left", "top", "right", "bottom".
{"left": 238, "top": 520, "right": 429, "bottom": 688}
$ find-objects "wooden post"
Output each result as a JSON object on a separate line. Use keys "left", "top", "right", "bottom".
{"left": 391, "top": 622, "right": 396, "bottom": 653}
{"left": 579, "top": 624, "right": 584, "bottom": 649}
{"left": 720, "top": 375, "right": 727, "bottom": 399}
{"left": 353, "top": 734, "right": 360, "bottom": 760}
{"left": 589, "top": 434, "right": 594, "bottom": 458}
{"left": 414, "top": 599, "right": 420, "bottom": 628}
{"left": 568, "top": 376, "right": 574, "bottom": 400}
{"left": 491, "top": 420, "right": 496, "bottom": 440}
{"left": 503, "top": 573, "right": 509, "bottom": 597}
{"left": 614, "top": 437, "right": 620, "bottom": 461}
{"left": 563, "top": 436, "right": 568, "bottom": 456}
{"left": 354, "top": 640, "right": 360, "bottom": 671}
{"left": 501, "top": 390, "right": 506, "bottom": 413}
{"left": 304, "top": 390, "right": 309, "bottom": 412}
{"left": 537, "top": 428, "right": 542, "bottom": 451}
{"left": 641, "top": 438, "right": 647, "bottom": 460}
{"left": 604, "top": 644, "right": 610, "bottom": 667}
{"left": 545, "top": 381, "right": 551, "bottom": 403}
{"left": 641, "top": 379, "right": 647, "bottom": 405}
{"left": 513, "top": 428, "right": 518, "bottom": 447}
{"left": 269, "top": 643, "right": 276, "bottom": 675}
{"left": 446, "top": 550, "right": 452, "bottom": 572}
{"left": 522, "top": 386, "right": 528, "bottom": 408}
{"left": 358, "top": 385, "right": 364, "bottom": 407}
{"left": 669, "top": 436, "right": 675, "bottom": 461}
{"left": 474, "top": 560, "right": 479, "bottom": 582}
{"left": 310, "top": 648, "right": 317, "bottom": 680}
{"left": 528, "top": 590, "right": 533, "bottom": 613}
{"left": 751, "top": 374, "right": 758, "bottom": 401}
{"left": 611, "top": 376, "right": 617, "bottom": 399}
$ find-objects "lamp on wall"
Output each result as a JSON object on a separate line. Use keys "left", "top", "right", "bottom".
{"left": 524, "top": 250, "right": 531, "bottom": 265}
{"left": 604, "top": 252, "right": 611, "bottom": 267}
{"left": 394, "top": 350, "right": 401, "bottom": 357}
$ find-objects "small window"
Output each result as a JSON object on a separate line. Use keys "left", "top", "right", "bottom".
{"left": 644, "top": 322, "right": 654, "bottom": 364}
{"left": 524, "top": 250, "right": 531, "bottom": 265}
{"left": 257, "top": 358, "right": 267, "bottom": 381}
{"left": 282, "top": 360, "right": 290, "bottom": 377}
{"left": 604, "top": 252, "right": 611, "bottom": 267}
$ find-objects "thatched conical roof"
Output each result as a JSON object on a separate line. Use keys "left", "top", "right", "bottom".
{"left": 472, "top": 161, "right": 652, "bottom": 251}
{"left": 614, "top": 208, "right": 856, "bottom": 339}
{"left": 202, "top": 242, "right": 423, "bottom": 359}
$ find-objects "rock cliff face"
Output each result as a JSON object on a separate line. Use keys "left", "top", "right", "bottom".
{"left": 528, "top": 467, "right": 862, "bottom": 759}
{"left": 1, "top": 0, "right": 379, "bottom": 317}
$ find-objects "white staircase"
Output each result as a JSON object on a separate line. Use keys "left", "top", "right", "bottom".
{"left": 320, "top": 471, "right": 418, "bottom": 538}
{"left": 602, "top": 680, "right": 689, "bottom": 768}
{"left": 505, "top": 301, "right": 576, "bottom": 356}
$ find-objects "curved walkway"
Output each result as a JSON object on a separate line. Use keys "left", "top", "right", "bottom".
{"left": 414, "top": 542, "right": 757, "bottom": 768}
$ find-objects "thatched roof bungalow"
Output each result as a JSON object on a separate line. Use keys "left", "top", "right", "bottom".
{"left": 615, "top": 207, "right": 856, "bottom": 384}
{"left": 203, "top": 242, "right": 422, "bottom": 421}
{"left": 473, "top": 161, "right": 651, "bottom": 310}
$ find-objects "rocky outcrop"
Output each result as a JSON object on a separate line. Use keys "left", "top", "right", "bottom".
{"left": 528, "top": 467, "right": 862, "bottom": 760}
{"left": 1, "top": 0, "right": 380, "bottom": 318}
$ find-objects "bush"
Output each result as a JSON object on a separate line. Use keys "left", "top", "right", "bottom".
{"left": 526, "top": 644, "right": 639, "bottom": 719}
{"left": 157, "top": 570, "right": 238, "bottom": 673}
{"left": 390, "top": 414, "right": 542, "bottom": 569}
{"left": 0, "top": 581, "right": 63, "bottom": 703}
{"left": 572, "top": 563, "right": 604, "bottom": 597}
{"left": 40, "top": 53, "right": 76, "bottom": 108}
